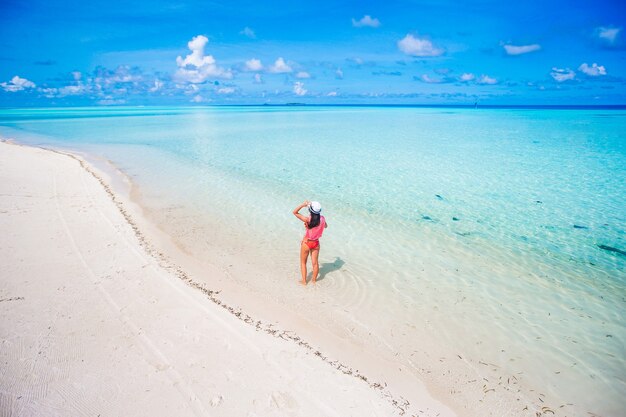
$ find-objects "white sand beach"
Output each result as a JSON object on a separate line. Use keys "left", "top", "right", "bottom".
{"left": 0, "top": 141, "right": 457, "bottom": 416}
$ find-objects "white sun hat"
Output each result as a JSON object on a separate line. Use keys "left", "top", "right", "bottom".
{"left": 308, "top": 201, "right": 322, "bottom": 214}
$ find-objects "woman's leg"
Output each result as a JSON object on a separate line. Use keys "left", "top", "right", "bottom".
{"left": 311, "top": 246, "right": 320, "bottom": 283}
{"left": 300, "top": 242, "right": 310, "bottom": 284}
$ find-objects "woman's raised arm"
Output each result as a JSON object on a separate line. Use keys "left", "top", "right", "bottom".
{"left": 293, "top": 200, "right": 310, "bottom": 223}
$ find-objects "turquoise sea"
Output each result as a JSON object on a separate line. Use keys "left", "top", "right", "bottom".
{"left": 1, "top": 106, "right": 624, "bottom": 416}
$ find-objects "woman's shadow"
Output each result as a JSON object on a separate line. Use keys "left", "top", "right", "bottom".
{"left": 316, "top": 257, "right": 345, "bottom": 282}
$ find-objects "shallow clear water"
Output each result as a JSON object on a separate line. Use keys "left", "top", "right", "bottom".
{"left": 2, "top": 106, "right": 625, "bottom": 416}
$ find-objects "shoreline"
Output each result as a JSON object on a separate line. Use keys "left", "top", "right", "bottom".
{"left": 48, "top": 144, "right": 432, "bottom": 415}
{"left": 0, "top": 140, "right": 456, "bottom": 416}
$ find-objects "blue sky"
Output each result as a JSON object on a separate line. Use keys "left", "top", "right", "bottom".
{"left": 1, "top": 0, "right": 625, "bottom": 106}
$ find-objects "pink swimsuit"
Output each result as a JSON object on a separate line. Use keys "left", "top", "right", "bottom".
{"left": 304, "top": 216, "right": 325, "bottom": 249}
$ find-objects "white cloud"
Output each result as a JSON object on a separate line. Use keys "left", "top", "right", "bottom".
{"left": 420, "top": 74, "right": 443, "bottom": 83}
{"left": 240, "top": 27, "right": 256, "bottom": 39}
{"left": 149, "top": 79, "right": 163, "bottom": 92}
{"left": 58, "top": 84, "right": 88, "bottom": 96}
{"left": 245, "top": 58, "right": 263, "bottom": 71}
{"left": 503, "top": 43, "right": 541, "bottom": 55}
{"left": 268, "top": 57, "right": 293, "bottom": 73}
{"left": 37, "top": 73, "right": 89, "bottom": 97}
{"left": 459, "top": 73, "right": 475, "bottom": 82}
{"left": 97, "top": 98, "right": 126, "bottom": 105}
{"left": 296, "top": 71, "right": 311, "bottom": 79}
{"left": 578, "top": 62, "right": 607, "bottom": 76}
{"left": 35, "top": 68, "right": 133, "bottom": 98}
{"left": 92, "top": 66, "right": 138, "bottom": 88}
{"left": 108, "top": 66, "right": 142, "bottom": 83}
{"left": 550, "top": 67, "right": 575, "bottom": 82}
{"left": 40, "top": 87, "right": 58, "bottom": 98}
{"left": 191, "top": 95, "right": 204, "bottom": 103}
{"left": 1, "top": 75, "right": 36, "bottom": 92}
{"left": 217, "top": 87, "right": 235, "bottom": 94}
{"left": 293, "top": 82, "right": 307, "bottom": 96}
{"left": 175, "top": 35, "right": 232, "bottom": 83}
{"left": 350, "top": 57, "right": 364, "bottom": 65}
{"left": 335, "top": 67, "right": 344, "bottom": 79}
{"left": 397, "top": 34, "right": 444, "bottom": 57}
{"left": 327, "top": 91, "right": 338, "bottom": 96}
{"left": 253, "top": 73, "right": 263, "bottom": 84}
{"left": 178, "top": 36, "right": 210, "bottom": 67}
{"left": 352, "top": 15, "right": 380, "bottom": 28}
{"left": 477, "top": 74, "right": 498, "bottom": 84}
{"left": 596, "top": 26, "right": 621, "bottom": 43}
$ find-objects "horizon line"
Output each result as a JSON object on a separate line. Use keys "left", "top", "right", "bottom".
{"left": 1, "top": 103, "right": 626, "bottom": 111}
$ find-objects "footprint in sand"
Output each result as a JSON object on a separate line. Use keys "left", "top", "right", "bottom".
{"left": 210, "top": 394, "right": 223, "bottom": 407}
{"left": 269, "top": 391, "right": 298, "bottom": 411}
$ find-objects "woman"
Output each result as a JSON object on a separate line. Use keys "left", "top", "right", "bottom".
{"left": 293, "top": 200, "right": 328, "bottom": 284}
